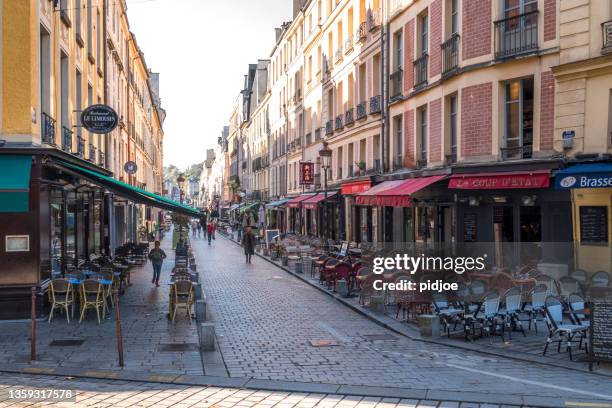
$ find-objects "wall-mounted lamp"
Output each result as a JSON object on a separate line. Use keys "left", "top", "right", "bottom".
{"left": 468, "top": 196, "right": 480, "bottom": 207}
{"left": 521, "top": 195, "right": 537, "bottom": 206}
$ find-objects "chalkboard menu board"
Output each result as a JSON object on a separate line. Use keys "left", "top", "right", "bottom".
{"left": 579, "top": 206, "right": 608, "bottom": 244}
{"left": 590, "top": 299, "right": 612, "bottom": 370}
{"left": 463, "top": 213, "right": 477, "bottom": 242}
{"left": 265, "top": 229, "right": 280, "bottom": 247}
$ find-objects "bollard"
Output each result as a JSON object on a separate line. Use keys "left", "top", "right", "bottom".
{"left": 195, "top": 299, "right": 207, "bottom": 322}
{"left": 199, "top": 323, "right": 215, "bottom": 351}
{"left": 337, "top": 279, "right": 349, "bottom": 297}
{"left": 193, "top": 283, "right": 202, "bottom": 300}
{"left": 114, "top": 289, "right": 124, "bottom": 367}
{"left": 418, "top": 314, "right": 441, "bottom": 338}
{"left": 30, "top": 287, "right": 36, "bottom": 361}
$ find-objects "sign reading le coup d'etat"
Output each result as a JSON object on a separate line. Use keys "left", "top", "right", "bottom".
{"left": 81, "top": 104, "right": 119, "bottom": 134}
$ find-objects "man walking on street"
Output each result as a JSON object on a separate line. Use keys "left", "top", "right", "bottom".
{"left": 191, "top": 219, "right": 198, "bottom": 238}
{"left": 242, "top": 226, "right": 255, "bottom": 264}
{"left": 207, "top": 221, "right": 215, "bottom": 245}
{"left": 148, "top": 240, "right": 166, "bottom": 287}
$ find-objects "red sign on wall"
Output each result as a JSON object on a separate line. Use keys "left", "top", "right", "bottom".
{"left": 300, "top": 162, "right": 315, "bottom": 185}
{"left": 448, "top": 171, "right": 550, "bottom": 190}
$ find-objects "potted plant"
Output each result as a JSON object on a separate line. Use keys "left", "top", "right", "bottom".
{"left": 355, "top": 161, "right": 366, "bottom": 175}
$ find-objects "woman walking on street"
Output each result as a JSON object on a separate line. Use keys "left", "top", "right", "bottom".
{"left": 242, "top": 226, "right": 255, "bottom": 264}
{"left": 148, "top": 240, "right": 167, "bottom": 287}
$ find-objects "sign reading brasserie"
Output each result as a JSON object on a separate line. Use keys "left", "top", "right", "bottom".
{"left": 81, "top": 104, "right": 119, "bottom": 134}
{"left": 300, "top": 162, "right": 314, "bottom": 185}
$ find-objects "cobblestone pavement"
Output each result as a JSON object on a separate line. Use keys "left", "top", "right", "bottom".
{"left": 0, "top": 372, "right": 527, "bottom": 407}
{"left": 197, "top": 235, "right": 612, "bottom": 404}
{"left": 0, "top": 236, "right": 202, "bottom": 375}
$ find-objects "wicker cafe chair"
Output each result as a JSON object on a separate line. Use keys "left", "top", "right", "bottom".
{"left": 171, "top": 280, "right": 194, "bottom": 322}
{"left": 48, "top": 279, "right": 74, "bottom": 323}
{"left": 590, "top": 271, "right": 610, "bottom": 287}
{"left": 79, "top": 279, "right": 104, "bottom": 324}
{"left": 395, "top": 275, "right": 415, "bottom": 321}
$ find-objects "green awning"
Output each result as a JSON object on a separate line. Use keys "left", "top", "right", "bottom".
{"left": 57, "top": 160, "right": 201, "bottom": 217}
{"left": 0, "top": 155, "right": 32, "bottom": 212}
{"left": 239, "top": 202, "right": 260, "bottom": 214}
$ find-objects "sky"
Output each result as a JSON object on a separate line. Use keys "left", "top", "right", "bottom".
{"left": 126, "top": 0, "right": 293, "bottom": 170}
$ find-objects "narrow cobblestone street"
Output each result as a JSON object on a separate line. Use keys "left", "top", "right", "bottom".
{"left": 196, "top": 234, "right": 612, "bottom": 405}
{"left": 0, "top": 236, "right": 202, "bottom": 376}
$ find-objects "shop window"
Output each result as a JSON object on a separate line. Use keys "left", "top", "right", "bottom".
{"left": 503, "top": 77, "right": 533, "bottom": 160}
{"left": 446, "top": 94, "right": 458, "bottom": 164}
{"left": 403, "top": 207, "right": 414, "bottom": 242}
{"left": 50, "top": 189, "right": 64, "bottom": 277}
{"left": 415, "top": 207, "right": 434, "bottom": 243}
{"left": 418, "top": 106, "right": 428, "bottom": 166}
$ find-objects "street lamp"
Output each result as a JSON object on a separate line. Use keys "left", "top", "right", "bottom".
{"left": 318, "top": 141, "right": 332, "bottom": 239}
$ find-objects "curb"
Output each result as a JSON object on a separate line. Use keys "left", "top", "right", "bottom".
{"left": 223, "top": 235, "right": 612, "bottom": 379}
{"left": 0, "top": 364, "right": 607, "bottom": 408}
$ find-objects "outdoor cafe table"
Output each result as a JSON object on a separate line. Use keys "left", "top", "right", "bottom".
{"left": 65, "top": 276, "right": 114, "bottom": 318}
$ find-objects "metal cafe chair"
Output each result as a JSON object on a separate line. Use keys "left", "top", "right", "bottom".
{"left": 543, "top": 296, "right": 588, "bottom": 361}
{"left": 79, "top": 279, "right": 104, "bottom": 325}
{"left": 171, "top": 280, "right": 194, "bottom": 322}
{"left": 48, "top": 278, "right": 74, "bottom": 323}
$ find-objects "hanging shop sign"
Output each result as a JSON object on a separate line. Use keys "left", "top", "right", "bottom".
{"left": 124, "top": 161, "right": 138, "bottom": 175}
{"left": 300, "top": 162, "right": 315, "bottom": 185}
{"left": 81, "top": 104, "right": 119, "bottom": 134}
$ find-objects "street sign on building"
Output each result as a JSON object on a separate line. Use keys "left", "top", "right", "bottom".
{"left": 81, "top": 104, "right": 119, "bottom": 134}
{"left": 124, "top": 161, "right": 138, "bottom": 175}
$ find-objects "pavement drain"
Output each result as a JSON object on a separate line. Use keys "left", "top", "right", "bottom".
{"left": 309, "top": 339, "right": 339, "bottom": 347}
{"left": 361, "top": 334, "right": 397, "bottom": 341}
{"left": 49, "top": 339, "right": 85, "bottom": 347}
{"left": 157, "top": 343, "right": 200, "bottom": 352}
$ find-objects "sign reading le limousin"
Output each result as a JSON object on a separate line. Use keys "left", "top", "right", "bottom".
{"left": 81, "top": 104, "right": 119, "bottom": 134}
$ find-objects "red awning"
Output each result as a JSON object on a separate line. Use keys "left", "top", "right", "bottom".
{"left": 448, "top": 170, "right": 550, "bottom": 190}
{"left": 355, "top": 175, "right": 446, "bottom": 207}
{"left": 341, "top": 180, "right": 372, "bottom": 195}
{"left": 303, "top": 192, "right": 337, "bottom": 210}
{"left": 286, "top": 194, "right": 316, "bottom": 208}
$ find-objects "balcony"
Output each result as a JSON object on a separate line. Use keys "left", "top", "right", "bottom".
{"left": 441, "top": 34, "right": 460, "bottom": 76}
{"left": 61, "top": 126, "right": 73, "bottom": 152}
{"left": 367, "top": 9, "right": 381, "bottom": 32}
{"left": 369, "top": 95, "right": 382, "bottom": 114}
{"left": 77, "top": 136, "right": 85, "bottom": 157}
{"left": 41, "top": 113, "right": 56, "bottom": 145}
{"left": 315, "top": 128, "right": 321, "bottom": 141}
{"left": 325, "top": 120, "right": 333, "bottom": 136}
{"left": 345, "top": 38, "right": 354, "bottom": 54}
{"left": 494, "top": 11, "right": 539, "bottom": 59}
{"left": 602, "top": 20, "right": 612, "bottom": 54}
{"left": 334, "top": 47, "right": 343, "bottom": 63}
{"left": 356, "top": 22, "right": 367, "bottom": 42}
{"left": 356, "top": 101, "right": 367, "bottom": 120}
{"left": 88, "top": 144, "right": 96, "bottom": 163}
{"left": 390, "top": 68, "right": 403, "bottom": 99}
{"left": 335, "top": 115, "right": 343, "bottom": 131}
{"left": 413, "top": 54, "right": 428, "bottom": 89}
{"left": 500, "top": 145, "right": 533, "bottom": 160}
{"left": 98, "top": 151, "right": 105, "bottom": 167}
{"left": 345, "top": 108, "right": 354, "bottom": 126}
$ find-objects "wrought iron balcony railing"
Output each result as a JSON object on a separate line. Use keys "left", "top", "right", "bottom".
{"left": 356, "top": 22, "right": 367, "bottom": 42}
{"left": 335, "top": 115, "right": 343, "bottom": 131}
{"left": 41, "top": 112, "right": 56, "bottom": 145}
{"left": 494, "top": 10, "right": 539, "bottom": 59}
{"left": 88, "top": 144, "right": 96, "bottom": 162}
{"left": 441, "top": 33, "right": 460, "bottom": 76}
{"left": 356, "top": 101, "right": 367, "bottom": 120}
{"left": 315, "top": 128, "right": 322, "bottom": 141}
{"left": 345, "top": 108, "right": 354, "bottom": 126}
{"left": 369, "top": 95, "right": 382, "bottom": 114}
{"left": 325, "top": 120, "right": 333, "bottom": 136}
{"left": 500, "top": 144, "right": 533, "bottom": 160}
{"left": 413, "top": 54, "right": 428, "bottom": 89}
{"left": 61, "top": 126, "right": 73, "bottom": 152}
{"left": 602, "top": 20, "right": 612, "bottom": 54}
{"left": 98, "top": 151, "right": 105, "bottom": 167}
{"left": 390, "top": 68, "right": 403, "bottom": 99}
{"left": 393, "top": 156, "right": 404, "bottom": 171}
{"left": 446, "top": 151, "right": 457, "bottom": 165}
{"left": 77, "top": 136, "right": 85, "bottom": 157}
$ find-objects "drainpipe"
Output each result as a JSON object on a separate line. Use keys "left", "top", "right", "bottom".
{"left": 382, "top": 4, "right": 389, "bottom": 174}
{"left": 102, "top": 0, "right": 112, "bottom": 254}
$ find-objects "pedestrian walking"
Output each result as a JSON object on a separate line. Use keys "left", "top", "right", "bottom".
{"left": 197, "top": 222, "right": 202, "bottom": 238}
{"left": 207, "top": 221, "right": 215, "bottom": 245}
{"left": 148, "top": 240, "right": 167, "bottom": 287}
{"left": 191, "top": 219, "right": 198, "bottom": 238}
{"left": 242, "top": 226, "right": 255, "bottom": 264}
